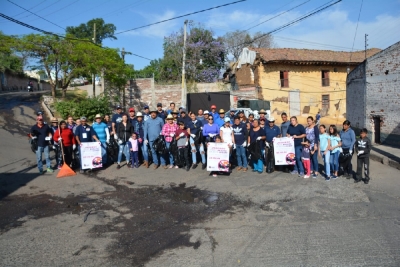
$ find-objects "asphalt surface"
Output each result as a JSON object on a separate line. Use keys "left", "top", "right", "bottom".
{"left": 1, "top": 92, "right": 400, "bottom": 266}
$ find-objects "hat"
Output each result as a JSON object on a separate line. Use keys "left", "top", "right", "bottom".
{"left": 36, "top": 111, "right": 43, "bottom": 115}
{"left": 80, "top": 116, "right": 87, "bottom": 121}
{"left": 157, "top": 103, "right": 162, "bottom": 107}
{"left": 172, "top": 109, "right": 179, "bottom": 114}
{"left": 180, "top": 108, "right": 186, "bottom": 113}
{"left": 224, "top": 117, "right": 231, "bottom": 123}
{"left": 136, "top": 112, "right": 143, "bottom": 117}
{"left": 230, "top": 109, "right": 235, "bottom": 112}
{"left": 149, "top": 106, "right": 157, "bottom": 113}
{"left": 94, "top": 114, "right": 102, "bottom": 119}
{"left": 51, "top": 117, "right": 58, "bottom": 123}
{"left": 166, "top": 114, "right": 174, "bottom": 120}
{"left": 218, "top": 109, "right": 225, "bottom": 114}
{"left": 259, "top": 109, "right": 267, "bottom": 114}
{"left": 238, "top": 110, "right": 244, "bottom": 113}
{"left": 129, "top": 108, "right": 135, "bottom": 112}
{"left": 211, "top": 105, "right": 216, "bottom": 109}
{"left": 204, "top": 110, "right": 209, "bottom": 114}
{"left": 144, "top": 105, "right": 149, "bottom": 109}
{"left": 268, "top": 116, "right": 275, "bottom": 122}
{"left": 116, "top": 105, "right": 122, "bottom": 110}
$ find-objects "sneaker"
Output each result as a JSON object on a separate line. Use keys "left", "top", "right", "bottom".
{"left": 186, "top": 166, "right": 190, "bottom": 172}
{"left": 162, "top": 165, "right": 168, "bottom": 169}
{"left": 346, "top": 173, "right": 352, "bottom": 179}
{"left": 237, "top": 167, "right": 242, "bottom": 171}
{"left": 325, "top": 177, "right": 331, "bottom": 181}
{"left": 117, "top": 164, "right": 121, "bottom": 169}
{"left": 331, "top": 175, "right": 338, "bottom": 179}
{"left": 192, "top": 164, "right": 198, "bottom": 170}
{"left": 252, "top": 169, "right": 257, "bottom": 172}
{"left": 57, "top": 165, "right": 62, "bottom": 170}
{"left": 290, "top": 170, "right": 298, "bottom": 175}
{"left": 202, "top": 163, "right": 207, "bottom": 170}
{"left": 175, "top": 165, "right": 179, "bottom": 169}
{"left": 312, "top": 173, "right": 317, "bottom": 179}
{"left": 79, "top": 170, "right": 84, "bottom": 174}
{"left": 39, "top": 169, "right": 45, "bottom": 175}
{"left": 364, "top": 179, "right": 369, "bottom": 184}
{"left": 168, "top": 165, "right": 173, "bottom": 169}
{"left": 154, "top": 165, "right": 159, "bottom": 170}
{"left": 127, "top": 161, "right": 132, "bottom": 166}
{"left": 354, "top": 179, "right": 362, "bottom": 183}
{"left": 299, "top": 172, "right": 304, "bottom": 177}
{"left": 46, "top": 168, "right": 54, "bottom": 173}
{"left": 212, "top": 173, "right": 217, "bottom": 177}
{"left": 304, "top": 175, "right": 310, "bottom": 179}
{"left": 242, "top": 168, "right": 248, "bottom": 172}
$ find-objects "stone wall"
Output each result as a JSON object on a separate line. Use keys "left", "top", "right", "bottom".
{"left": 0, "top": 72, "right": 51, "bottom": 92}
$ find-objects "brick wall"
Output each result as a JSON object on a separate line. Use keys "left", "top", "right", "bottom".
{"left": 0, "top": 72, "right": 51, "bottom": 92}
{"left": 346, "top": 61, "right": 366, "bottom": 131}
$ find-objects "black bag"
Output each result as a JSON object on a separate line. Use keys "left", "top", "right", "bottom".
{"left": 194, "top": 130, "right": 203, "bottom": 145}
{"left": 339, "top": 148, "right": 352, "bottom": 163}
{"left": 29, "top": 138, "right": 38, "bottom": 153}
{"left": 248, "top": 141, "right": 262, "bottom": 160}
{"left": 152, "top": 135, "right": 168, "bottom": 155}
{"left": 170, "top": 138, "right": 179, "bottom": 163}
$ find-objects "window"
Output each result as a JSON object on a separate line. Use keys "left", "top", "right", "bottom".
{"left": 280, "top": 71, "right": 289, "bottom": 88}
{"left": 322, "top": 70, "right": 330, "bottom": 86}
{"left": 322, "top": 94, "right": 330, "bottom": 110}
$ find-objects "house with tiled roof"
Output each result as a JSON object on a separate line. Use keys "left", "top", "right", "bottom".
{"left": 234, "top": 47, "right": 381, "bottom": 120}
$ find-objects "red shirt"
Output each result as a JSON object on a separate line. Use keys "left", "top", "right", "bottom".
{"left": 53, "top": 128, "right": 76, "bottom": 147}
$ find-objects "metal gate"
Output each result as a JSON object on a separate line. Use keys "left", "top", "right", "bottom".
{"left": 289, "top": 90, "right": 300, "bottom": 116}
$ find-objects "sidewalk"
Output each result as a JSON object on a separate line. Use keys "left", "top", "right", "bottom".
{"left": 370, "top": 144, "right": 400, "bottom": 170}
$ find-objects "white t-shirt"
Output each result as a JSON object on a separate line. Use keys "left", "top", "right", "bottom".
{"left": 220, "top": 126, "right": 233, "bottom": 145}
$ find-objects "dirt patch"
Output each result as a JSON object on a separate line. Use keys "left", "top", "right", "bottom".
{"left": 0, "top": 174, "right": 250, "bottom": 266}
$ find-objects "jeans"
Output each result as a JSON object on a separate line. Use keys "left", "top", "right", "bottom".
{"left": 190, "top": 137, "right": 205, "bottom": 164}
{"left": 356, "top": 156, "right": 370, "bottom": 181}
{"left": 320, "top": 151, "right": 330, "bottom": 176}
{"left": 140, "top": 142, "right": 148, "bottom": 161}
{"left": 161, "top": 142, "right": 172, "bottom": 166}
{"left": 252, "top": 159, "right": 263, "bottom": 172}
{"left": 293, "top": 145, "right": 304, "bottom": 174}
{"left": 310, "top": 149, "right": 318, "bottom": 173}
{"left": 236, "top": 145, "right": 248, "bottom": 168}
{"left": 130, "top": 151, "right": 139, "bottom": 166}
{"left": 36, "top": 146, "right": 51, "bottom": 171}
{"left": 149, "top": 140, "right": 159, "bottom": 165}
{"left": 118, "top": 142, "right": 130, "bottom": 163}
{"left": 330, "top": 151, "right": 339, "bottom": 172}
{"left": 101, "top": 142, "right": 107, "bottom": 165}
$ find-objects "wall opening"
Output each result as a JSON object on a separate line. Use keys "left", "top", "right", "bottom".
{"left": 373, "top": 116, "right": 381, "bottom": 144}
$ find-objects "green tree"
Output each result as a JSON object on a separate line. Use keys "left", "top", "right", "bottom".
{"left": 133, "top": 59, "right": 161, "bottom": 80}
{"left": 0, "top": 32, "right": 23, "bottom": 74}
{"left": 66, "top": 18, "right": 117, "bottom": 44}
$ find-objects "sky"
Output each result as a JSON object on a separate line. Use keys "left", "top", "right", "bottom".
{"left": 1, "top": 0, "right": 400, "bottom": 70}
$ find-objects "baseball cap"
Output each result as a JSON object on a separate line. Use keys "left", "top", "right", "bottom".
{"left": 157, "top": 103, "right": 162, "bottom": 107}
{"left": 116, "top": 105, "right": 122, "bottom": 110}
{"left": 129, "top": 108, "right": 135, "bottom": 112}
{"left": 204, "top": 110, "right": 209, "bottom": 114}
{"left": 224, "top": 117, "right": 231, "bottom": 122}
{"left": 180, "top": 108, "right": 186, "bottom": 113}
{"left": 80, "top": 116, "right": 87, "bottom": 121}
{"left": 144, "top": 105, "right": 149, "bottom": 109}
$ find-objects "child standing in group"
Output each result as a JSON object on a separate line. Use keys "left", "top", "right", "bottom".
{"left": 318, "top": 125, "right": 331, "bottom": 181}
{"left": 329, "top": 125, "right": 342, "bottom": 179}
{"left": 355, "top": 128, "right": 371, "bottom": 184}
{"left": 175, "top": 121, "right": 190, "bottom": 171}
{"left": 301, "top": 139, "right": 311, "bottom": 178}
{"left": 128, "top": 132, "right": 139, "bottom": 168}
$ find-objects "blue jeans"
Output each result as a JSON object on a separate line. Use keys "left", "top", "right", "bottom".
{"left": 36, "top": 146, "right": 51, "bottom": 171}
{"left": 330, "top": 151, "right": 340, "bottom": 172}
{"left": 311, "top": 149, "right": 318, "bottom": 173}
{"left": 140, "top": 142, "right": 148, "bottom": 161}
{"left": 252, "top": 159, "right": 263, "bottom": 172}
{"left": 149, "top": 140, "right": 159, "bottom": 165}
{"left": 236, "top": 145, "right": 247, "bottom": 168}
{"left": 190, "top": 137, "right": 205, "bottom": 164}
{"left": 320, "top": 151, "right": 330, "bottom": 176}
{"left": 118, "top": 142, "right": 130, "bottom": 163}
{"left": 101, "top": 142, "right": 107, "bottom": 165}
{"left": 293, "top": 145, "right": 304, "bottom": 174}
{"left": 163, "top": 142, "right": 173, "bottom": 165}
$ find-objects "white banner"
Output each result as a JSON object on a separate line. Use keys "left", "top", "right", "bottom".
{"left": 273, "top": 137, "right": 295, "bottom": 165}
{"left": 207, "top": 143, "right": 230, "bottom": 172}
{"left": 80, "top": 142, "right": 103, "bottom": 169}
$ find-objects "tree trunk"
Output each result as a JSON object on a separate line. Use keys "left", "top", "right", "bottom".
{"left": 51, "top": 85, "right": 56, "bottom": 98}
{"left": 62, "top": 89, "right": 66, "bottom": 98}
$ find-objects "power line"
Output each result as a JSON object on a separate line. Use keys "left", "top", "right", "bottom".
{"left": 101, "top": 0, "right": 149, "bottom": 19}
{"left": 6, "top": 0, "right": 65, "bottom": 30}
{"left": 58, "top": 0, "right": 110, "bottom": 23}
{"left": 349, "top": 0, "right": 364, "bottom": 63}
{"left": 115, "top": 0, "right": 247, "bottom": 35}
{"left": 0, "top": 0, "right": 46, "bottom": 22}
{"left": 26, "top": 0, "right": 79, "bottom": 23}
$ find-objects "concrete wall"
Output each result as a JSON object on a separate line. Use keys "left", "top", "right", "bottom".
{"left": 256, "top": 63, "right": 351, "bottom": 118}
{"left": 0, "top": 72, "right": 51, "bottom": 92}
{"left": 346, "top": 61, "right": 367, "bottom": 131}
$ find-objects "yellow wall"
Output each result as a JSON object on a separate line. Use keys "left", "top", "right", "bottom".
{"left": 257, "top": 63, "right": 351, "bottom": 120}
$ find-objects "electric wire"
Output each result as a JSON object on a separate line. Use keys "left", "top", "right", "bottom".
{"left": 26, "top": 0, "right": 79, "bottom": 23}
{"left": 0, "top": 0, "right": 46, "bottom": 22}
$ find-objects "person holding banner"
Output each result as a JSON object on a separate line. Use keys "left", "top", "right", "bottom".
{"left": 248, "top": 119, "right": 266, "bottom": 174}
{"left": 75, "top": 116, "right": 100, "bottom": 173}
{"left": 264, "top": 116, "right": 281, "bottom": 173}
{"left": 286, "top": 116, "right": 306, "bottom": 176}
{"left": 202, "top": 116, "right": 220, "bottom": 143}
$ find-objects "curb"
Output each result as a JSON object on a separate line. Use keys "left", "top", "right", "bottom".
{"left": 41, "top": 99, "right": 54, "bottom": 119}
{"left": 370, "top": 151, "right": 400, "bottom": 170}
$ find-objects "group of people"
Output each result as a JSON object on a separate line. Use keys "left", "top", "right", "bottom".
{"left": 30, "top": 102, "right": 371, "bottom": 183}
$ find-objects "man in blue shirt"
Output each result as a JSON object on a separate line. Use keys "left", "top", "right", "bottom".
{"left": 286, "top": 116, "right": 306, "bottom": 176}
{"left": 75, "top": 116, "right": 100, "bottom": 173}
{"left": 143, "top": 106, "right": 151, "bottom": 122}
{"left": 31, "top": 116, "right": 53, "bottom": 174}
{"left": 111, "top": 106, "right": 123, "bottom": 135}
{"left": 156, "top": 103, "right": 166, "bottom": 121}
{"left": 144, "top": 107, "right": 165, "bottom": 169}
{"left": 215, "top": 109, "right": 226, "bottom": 127}
{"left": 264, "top": 116, "right": 281, "bottom": 173}
{"left": 339, "top": 120, "right": 356, "bottom": 178}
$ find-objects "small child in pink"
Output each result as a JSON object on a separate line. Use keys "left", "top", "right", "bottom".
{"left": 128, "top": 132, "right": 139, "bottom": 168}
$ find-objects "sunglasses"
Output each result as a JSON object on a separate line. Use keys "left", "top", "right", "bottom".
{"left": 208, "top": 119, "right": 213, "bottom": 121}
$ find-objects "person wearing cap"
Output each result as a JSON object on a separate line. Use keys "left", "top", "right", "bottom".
{"left": 220, "top": 117, "right": 234, "bottom": 149}
{"left": 53, "top": 120, "right": 76, "bottom": 168}
{"left": 133, "top": 112, "right": 147, "bottom": 167}
{"left": 93, "top": 114, "right": 110, "bottom": 166}
{"left": 264, "top": 116, "right": 281, "bottom": 173}
{"left": 232, "top": 116, "right": 248, "bottom": 171}
{"left": 177, "top": 108, "right": 190, "bottom": 125}
{"left": 128, "top": 107, "right": 136, "bottom": 125}
{"left": 227, "top": 109, "right": 236, "bottom": 124}
{"left": 203, "top": 110, "right": 210, "bottom": 122}
{"left": 187, "top": 112, "right": 206, "bottom": 170}
{"left": 49, "top": 117, "right": 62, "bottom": 169}
{"left": 112, "top": 106, "right": 123, "bottom": 135}
{"left": 36, "top": 111, "right": 47, "bottom": 124}
{"left": 31, "top": 116, "right": 53, "bottom": 174}
{"left": 161, "top": 114, "right": 178, "bottom": 169}
{"left": 157, "top": 103, "right": 166, "bottom": 121}
{"left": 209, "top": 105, "right": 219, "bottom": 121}
{"left": 144, "top": 107, "right": 165, "bottom": 169}
{"left": 143, "top": 105, "right": 150, "bottom": 121}
{"left": 215, "top": 109, "right": 226, "bottom": 128}
{"left": 259, "top": 117, "right": 266, "bottom": 130}
{"left": 75, "top": 116, "right": 100, "bottom": 173}
{"left": 116, "top": 114, "right": 134, "bottom": 169}
{"left": 196, "top": 109, "right": 205, "bottom": 122}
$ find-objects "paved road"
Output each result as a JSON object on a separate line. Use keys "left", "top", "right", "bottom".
{"left": 0, "top": 92, "right": 400, "bottom": 266}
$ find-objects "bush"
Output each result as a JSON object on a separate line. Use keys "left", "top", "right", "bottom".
{"left": 55, "top": 96, "right": 111, "bottom": 122}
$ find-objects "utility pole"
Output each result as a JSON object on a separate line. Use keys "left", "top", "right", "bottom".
{"left": 120, "top": 47, "right": 132, "bottom": 111}
{"left": 365, "top": 33, "right": 368, "bottom": 60}
{"left": 181, "top": 20, "right": 188, "bottom": 109}
{"left": 92, "top": 23, "right": 96, "bottom": 97}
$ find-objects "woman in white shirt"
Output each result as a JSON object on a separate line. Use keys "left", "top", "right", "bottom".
{"left": 220, "top": 117, "right": 234, "bottom": 149}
